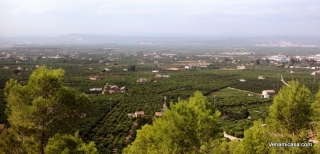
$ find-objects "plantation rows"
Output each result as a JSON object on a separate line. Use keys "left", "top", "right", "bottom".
{"left": 84, "top": 94, "right": 163, "bottom": 153}
{"left": 208, "top": 95, "right": 272, "bottom": 138}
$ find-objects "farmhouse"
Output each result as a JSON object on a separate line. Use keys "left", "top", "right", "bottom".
{"left": 137, "top": 78, "right": 147, "bottom": 83}
{"left": 135, "top": 111, "right": 145, "bottom": 117}
{"left": 165, "top": 67, "right": 180, "bottom": 71}
{"left": 237, "top": 65, "right": 245, "bottom": 70}
{"left": 109, "top": 85, "right": 126, "bottom": 94}
{"left": 90, "top": 88, "right": 103, "bottom": 91}
{"left": 155, "top": 112, "right": 162, "bottom": 118}
{"left": 102, "top": 68, "right": 110, "bottom": 72}
{"left": 155, "top": 74, "right": 170, "bottom": 78}
{"left": 311, "top": 71, "right": 320, "bottom": 75}
{"left": 90, "top": 76, "right": 102, "bottom": 80}
{"left": 262, "top": 90, "right": 276, "bottom": 98}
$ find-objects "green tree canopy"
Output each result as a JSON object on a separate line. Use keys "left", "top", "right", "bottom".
{"left": 267, "top": 80, "right": 312, "bottom": 136}
{"left": 2, "top": 66, "right": 91, "bottom": 154}
{"left": 45, "top": 131, "right": 97, "bottom": 154}
{"left": 123, "top": 91, "right": 221, "bottom": 154}
{"left": 235, "top": 80, "right": 315, "bottom": 154}
{"left": 234, "top": 120, "right": 270, "bottom": 154}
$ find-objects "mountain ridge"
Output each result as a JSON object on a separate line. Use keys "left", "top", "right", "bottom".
{"left": 0, "top": 33, "right": 319, "bottom": 46}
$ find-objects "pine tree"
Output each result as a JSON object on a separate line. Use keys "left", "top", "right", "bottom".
{"left": 45, "top": 131, "right": 97, "bottom": 154}
{"left": 123, "top": 91, "right": 221, "bottom": 154}
{"left": 234, "top": 120, "right": 270, "bottom": 154}
{"left": 267, "top": 80, "right": 311, "bottom": 136}
{"left": 1, "top": 66, "right": 91, "bottom": 154}
{"left": 235, "top": 80, "right": 315, "bottom": 154}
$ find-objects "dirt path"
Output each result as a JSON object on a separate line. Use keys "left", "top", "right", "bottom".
{"left": 224, "top": 131, "right": 242, "bottom": 141}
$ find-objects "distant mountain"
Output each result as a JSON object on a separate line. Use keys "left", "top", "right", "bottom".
{"left": 0, "top": 34, "right": 319, "bottom": 46}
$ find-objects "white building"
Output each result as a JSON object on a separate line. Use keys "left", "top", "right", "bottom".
{"left": 262, "top": 90, "right": 275, "bottom": 98}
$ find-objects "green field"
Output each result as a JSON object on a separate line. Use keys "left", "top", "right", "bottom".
{"left": 210, "top": 87, "right": 261, "bottom": 97}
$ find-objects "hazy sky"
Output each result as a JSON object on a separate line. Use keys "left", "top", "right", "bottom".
{"left": 1, "top": 0, "right": 319, "bottom": 37}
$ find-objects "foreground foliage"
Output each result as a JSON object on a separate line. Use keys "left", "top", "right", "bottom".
{"left": 45, "top": 131, "right": 97, "bottom": 154}
{"left": 235, "top": 81, "right": 315, "bottom": 154}
{"left": 0, "top": 66, "right": 96, "bottom": 154}
{"left": 123, "top": 91, "right": 221, "bottom": 154}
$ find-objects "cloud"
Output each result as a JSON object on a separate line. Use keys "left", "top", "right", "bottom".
{"left": 1, "top": 0, "right": 319, "bottom": 36}
{"left": 10, "top": 6, "right": 48, "bottom": 15}
{"left": 188, "top": 4, "right": 320, "bottom": 22}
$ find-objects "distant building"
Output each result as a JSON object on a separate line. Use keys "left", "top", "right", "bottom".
{"left": 269, "top": 54, "right": 289, "bottom": 62}
{"left": 90, "top": 76, "right": 101, "bottom": 80}
{"left": 311, "top": 71, "right": 320, "bottom": 75}
{"left": 137, "top": 78, "right": 148, "bottom": 83}
{"left": 152, "top": 70, "right": 159, "bottom": 73}
{"left": 109, "top": 85, "right": 126, "bottom": 94}
{"left": 102, "top": 68, "right": 110, "bottom": 72}
{"left": 135, "top": 111, "right": 145, "bottom": 117}
{"left": 262, "top": 90, "right": 275, "bottom": 98}
{"left": 90, "top": 88, "right": 103, "bottom": 91}
{"left": 155, "top": 112, "right": 162, "bottom": 118}
{"left": 165, "top": 67, "right": 180, "bottom": 71}
{"left": 263, "top": 93, "right": 270, "bottom": 98}
{"left": 237, "top": 65, "right": 245, "bottom": 70}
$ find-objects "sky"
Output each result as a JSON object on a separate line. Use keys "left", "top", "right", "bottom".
{"left": 0, "top": 0, "right": 319, "bottom": 37}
